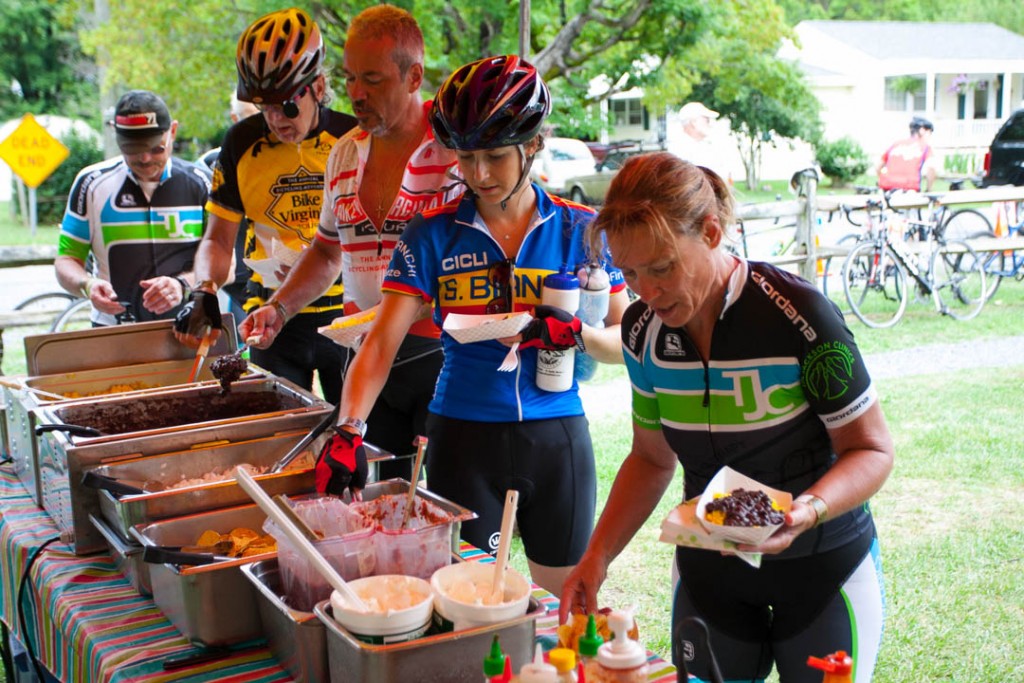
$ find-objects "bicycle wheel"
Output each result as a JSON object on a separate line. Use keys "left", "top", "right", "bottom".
{"left": 941, "top": 208, "right": 992, "bottom": 240}
{"left": 930, "top": 240, "right": 986, "bottom": 321}
{"left": 2, "top": 292, "right": 77, "bottom": 375}
{"left": 820, "top": 233, "right": 858, "bottom": 311}
{"left": 970, "top": 230, "right": 1004, "bottom": 301}
{"left": 52, "top": 298, "right": 93, "bottom": 333}
{"left": 843, "top": 242, "right": 908, "bottom": 328}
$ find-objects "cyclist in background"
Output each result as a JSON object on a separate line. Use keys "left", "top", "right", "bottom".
{"left": 876, "top": 116, "right": 938, "bottom": 192}
{"left": 55, "top": 89, "right": 210, "bottom": 326}
{"left": 175, "top": 8, "right": 357, "bottom": 403}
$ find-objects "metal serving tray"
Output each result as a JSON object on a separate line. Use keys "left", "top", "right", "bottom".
{"left": 240, "top": 558, "right": 329, "bottom": 683}
{"left": 314, "top": 595, "right": 544, "bottom": 682}
{"left": 5, "top": 359, "right": 261, "bottom": 508}
{"left": 89, "top": 513, "right": 150, "bottom": 596}
{"left": 93, "top": 429, "right": 323, "bottom": 543}
{"left": 34, "top": 376, "right": 331, "bottom": 554}
{"left": 6, "top": 316, "right": 239, "bottom": 507}
{"left": 24, "top": 318, "right": 238, "bottom": 377}
{"left": 131, "top": 503, "right": 274, "bottom": 647}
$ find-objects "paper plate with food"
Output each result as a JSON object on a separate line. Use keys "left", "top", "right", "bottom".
{"left": 695, "top": 466, "right": 792, "bottom": 546}
{"left": 319, "top": 306, "right": 378, "bottom": 350}
{"left": 442, "top": 311, "right": 532, "bottom": 344}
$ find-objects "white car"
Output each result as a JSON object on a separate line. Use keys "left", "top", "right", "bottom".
{"left": 531, "top": 137, "right": 596, "bottom": 196}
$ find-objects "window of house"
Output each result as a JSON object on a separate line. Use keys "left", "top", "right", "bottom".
{"left": 610, "top": 98, "right": 643, "bottom": 127}
{"left": 884, "top": 76, "right": 925, "bottom": 112}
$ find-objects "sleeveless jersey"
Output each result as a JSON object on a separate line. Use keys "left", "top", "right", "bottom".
{"left": 59, "top": 156, "right": 211, "bottom": 325}
{"left": 383, "top": 186, "right": 627, "bottom": 422}
{"left": 207, "top": 107, "right": 356, "bottom": 313}
{"left": 316, "top": 101, "right": 463, "bottom": 337}
{"left": 623, "top": 259, "right": 877, "bottom": 557}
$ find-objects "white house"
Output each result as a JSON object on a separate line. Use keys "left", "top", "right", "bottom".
{"left": 583, "top": 20, "right": 1024, "bottom": 182}
{"left": 780, "top": 20, "right": 1024, "bottom": 169}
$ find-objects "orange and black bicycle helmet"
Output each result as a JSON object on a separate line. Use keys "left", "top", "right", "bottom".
{"left": 430, "top": 55, "right": 550, "bottom": 150}
{"left": 236, "top": 7, "right": 324, "bottom": 105}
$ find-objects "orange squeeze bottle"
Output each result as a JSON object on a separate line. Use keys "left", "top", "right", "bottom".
{"left": 807, "top": 650, "right": 853, "bottom": 683}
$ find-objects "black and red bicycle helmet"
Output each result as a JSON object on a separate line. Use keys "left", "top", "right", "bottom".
{"left": 236, "top": 7, "right": 324, "bottom": 105}
{"left": 430, "top": 55, "right": 551, "bottom": 150}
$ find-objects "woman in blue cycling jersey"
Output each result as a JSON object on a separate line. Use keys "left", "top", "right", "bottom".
{"left": 560, "top": 152, "right": 894, "bottom": 683}
{"left": 314, "top": 55, "right": 631, "bottom": 595}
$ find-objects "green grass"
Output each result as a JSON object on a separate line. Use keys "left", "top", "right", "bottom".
{"left": 0, "top": 200, "right": 62, "bottom": 246}
{"left": 509, "top": 281, "right": 1024, "bottom": 680}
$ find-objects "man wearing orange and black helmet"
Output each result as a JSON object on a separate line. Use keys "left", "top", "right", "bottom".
{"left": 175, "top": 7, "right": 356, "bottom": 403}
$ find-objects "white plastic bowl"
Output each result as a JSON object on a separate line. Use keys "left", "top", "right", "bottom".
{"left": 431, "top": 561, "right": 530, "bottom": 630}
{"left": 329, "top": 575, "right": 433, "bottom": 644}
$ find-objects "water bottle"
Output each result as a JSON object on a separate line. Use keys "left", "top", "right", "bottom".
{"left": 574, "top": 263, "right": 610, "bottom": 382}
{"left": 536, "top": 265, "right": 580, "bottom": 393}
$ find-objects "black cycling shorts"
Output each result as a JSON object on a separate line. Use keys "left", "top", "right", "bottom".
{"left": 424, "top": 413, "right": 596, "bottom": 567}
{"left": 672, "top": 528, "right": 882, "bottom": 682}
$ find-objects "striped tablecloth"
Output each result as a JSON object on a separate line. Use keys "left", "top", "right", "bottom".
{"left": 0, "top": 467, "right": 676, "bottom": 682}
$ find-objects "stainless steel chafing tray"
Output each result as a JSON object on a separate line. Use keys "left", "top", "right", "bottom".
{"left": 241, "top": 558, "right": 329, "bottom": 683}
{"left": 34, "top": 376, "right": 331, "bottom": 554}
{"left": 90, "top": 513, "right": 150, "bottom": 596}
{"left": 314, "top": 595, "right": 544, "bottom": 682}
{"left": 6, "top": 359, "right": 262, "bottom": 508}
{"left": 92, "top": 429, "right": 325, "bottom": 542}
{"left": 6, "top": 316, "right": 240, "bottom": 507}
{"left": 131, "top": 503, "right": 274, "bottom": 647}
{"left": 24, "top": 318, "right": 238, "bottom": 376}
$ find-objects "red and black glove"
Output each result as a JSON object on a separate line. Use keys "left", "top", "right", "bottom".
{"left": 315, "top": 429, "right": 369, "bottom": 496}
{"left": 519, "top": 305, "right": 586, "bottom": 352}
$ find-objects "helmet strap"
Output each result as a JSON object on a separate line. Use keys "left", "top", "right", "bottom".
{"left": 500, "top": 144, "right": 534, "bottom": 211}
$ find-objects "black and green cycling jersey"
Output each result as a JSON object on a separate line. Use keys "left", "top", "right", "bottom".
{"left": 623, "top": 258, "right": 877, "bottom": 558}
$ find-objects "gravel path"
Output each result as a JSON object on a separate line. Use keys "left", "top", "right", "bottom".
{"left": 579, "top": 334, "right": 1024, "bottom": 419}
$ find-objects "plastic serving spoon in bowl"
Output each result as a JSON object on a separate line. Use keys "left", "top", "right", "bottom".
{"left": 490, "top": 489, "right": 520, "bottom": 604}
{"left": 234, "top": 467, "right": 369, "bottom": 611}
{"left": 401, "top": 436, "right": 428, "bottom": 529}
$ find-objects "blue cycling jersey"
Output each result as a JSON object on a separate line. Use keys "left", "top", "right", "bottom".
{"left": 383, "top": 185, "right": 626, "bottom": 422}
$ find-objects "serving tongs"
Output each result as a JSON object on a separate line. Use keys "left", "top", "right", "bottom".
{"left": 34, "top": 422, "right": 103, "bottom": 438}
{"left": 269, "top": 402, "right": 340, "bottom": 474}
{"left": 142, "top": 539, "right": 236, "bottom": 566}
{"left": 81, "top": 470, "right": 165, "bottom": 497}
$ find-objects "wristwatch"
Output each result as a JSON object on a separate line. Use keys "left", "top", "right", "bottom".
{"left": 337, "top": 417, "right": 367, "bottom": 438}
{"left": 797, "top": 494, "right": 829, "bottom": 527}
{"left": 173, "top": 276, "right": 191, "bottom": 299}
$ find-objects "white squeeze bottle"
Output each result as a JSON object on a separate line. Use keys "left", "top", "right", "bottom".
{"left": 512, "top": 644, "right": 559, "bottom": 683}
{"left": 582, "top": 610, "right": 649, "bottom": 683}
{"left": 536, "top": 265, "right": 580, "bottom": 392}
{"left": 574, "top": 262, "right": 610, "bottom": 382}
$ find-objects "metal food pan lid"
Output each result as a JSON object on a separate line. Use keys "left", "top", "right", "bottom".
{"left": 26, "top": 315, "right": 237, "bottom": 376}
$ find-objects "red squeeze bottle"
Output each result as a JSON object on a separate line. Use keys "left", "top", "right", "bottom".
{"left": 807, "top": 650, "right": 853, "bottom": 683}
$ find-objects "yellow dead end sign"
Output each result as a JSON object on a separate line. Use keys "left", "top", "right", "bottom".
{"left": 0, "top": 113, "right": 71, "bottom": 189}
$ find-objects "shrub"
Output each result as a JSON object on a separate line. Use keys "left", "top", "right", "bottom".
{"left": 815, "top": 136, "right": 870, "bottom": 187}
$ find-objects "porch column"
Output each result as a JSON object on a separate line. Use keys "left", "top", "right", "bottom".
{"left": 1002, "top": 71, "right": 1013, "bottom": 120}
{"left": 926, "top": 71, "right": 935, "bottom": 116}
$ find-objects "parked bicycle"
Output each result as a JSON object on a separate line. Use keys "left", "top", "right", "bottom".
{"left": 841, "top": 199, "right": 987, "bottom": 328}
{"left": 976, "top": 200, "right": 1024, "bottom": 300}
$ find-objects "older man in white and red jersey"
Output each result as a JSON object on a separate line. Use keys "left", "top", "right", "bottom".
{"left": 241, "top": 5, "right": 462, "bottom": 483}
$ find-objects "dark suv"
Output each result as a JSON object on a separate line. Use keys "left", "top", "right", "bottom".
{"left": 981, "top": 108, "right": 1024, "bottom": 186}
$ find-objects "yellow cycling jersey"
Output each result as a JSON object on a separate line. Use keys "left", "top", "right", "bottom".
{"left": 207, "top": 107, "right": 357, "bottom": 313}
